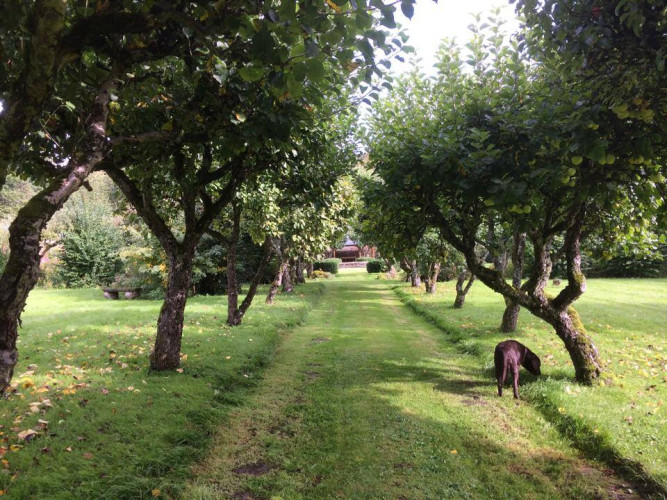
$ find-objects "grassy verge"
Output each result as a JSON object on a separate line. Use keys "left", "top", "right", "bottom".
{"left": 187, "top": 270, "right": 646, "bottom": 499}
{"left": 0, "top": 283, "right": 323, "bottom": 499}
{"left": 393, "top": 277, "right": 667, "bottom": 496}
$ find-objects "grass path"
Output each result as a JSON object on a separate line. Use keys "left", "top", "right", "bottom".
{"left": 186, "top": 271, "right": 639, "bottom": 499}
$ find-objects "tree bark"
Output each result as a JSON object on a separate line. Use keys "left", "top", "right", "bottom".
{"left": 453, "top": 269, "right": 475, "bottom": 308}
{"left": 266, "top": 259, "right": 289, "bottom": 305}
{"left": 150, "top": 251, "right": 193, "bottom": 370}
{"left": 500, "top": 233, "right": 526, "bottom": 332}
{"left": 0, "top": 73, "right": 117, "bottom": 394}
{"left": 410, "top": 260, "right": 421, "bottom": 287}
{"left": 228, "top": 237, "right": 273, "bottom": 326}
{"left": 306, "top": 261, "right": 314, "bottom": 279}
{"left": 282, "top": 261, "right": 294, "bottom": 293}
{"left": 226, "top": 203, "right": 241, "bottom": 326}
{"left": 445, "top": 204, "right": 603, "bottom": 383}
{"left": 425, "top": 262, "right": 440, "bottom": 294}
{"left": 295, "top": 256, "right": 305, "bottom": 284}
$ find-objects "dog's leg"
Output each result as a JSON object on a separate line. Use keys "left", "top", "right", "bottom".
{"left": 498, "top": 360, "right": 509, "bottom": 396}
{"left": 512, "top": 364, "right": 520, "bottom": 399}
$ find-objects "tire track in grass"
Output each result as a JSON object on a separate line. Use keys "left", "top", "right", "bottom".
{"left": 185, "top": 271, "right": 639, "bottom": 500}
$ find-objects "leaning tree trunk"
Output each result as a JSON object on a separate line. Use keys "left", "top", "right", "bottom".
{"left": 545, "top": 307, "right": 601, "bottom": 384}
{"left": 453, "top": 269, "right": 475, "bottom": 308}
{"left": 500, "top": 233, "right": 526, "bottom": 332}
{"left": 228, "top": 237, "right": 273, "bottom": 326}
{"left": 410, "top": 260, "right": 421, "bottom": 287}
{"left": 0, "top": 74, "right": 116, "bottom": 394}
{"left": 266, "top": 259, "right": 289, "bottom": 305}
{"left": 151, "top": 251, "right": 194, "bottom": 370}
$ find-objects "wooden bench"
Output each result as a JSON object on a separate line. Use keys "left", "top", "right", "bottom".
{"left": 102, "top": 288, "right": 141, "bottom": 300}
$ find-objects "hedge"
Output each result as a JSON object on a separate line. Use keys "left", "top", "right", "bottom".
{"left": 313, "top": 258, "right": 340, "bottom": 274}
{"left": 366, "top": 259, "right": 385, "bottom": 273}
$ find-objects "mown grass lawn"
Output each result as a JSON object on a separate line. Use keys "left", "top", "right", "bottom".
{"left": 394, "top": 277, "right": 667, "bottom": 492}
{"left": 187, "top": 270, "right": 652, "bottom": 499}
{"left": 0, "top": 284, "right": 322, "bottom": 499}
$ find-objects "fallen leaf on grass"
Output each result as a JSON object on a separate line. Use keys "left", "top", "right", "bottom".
{"left": 151, "top": 489, "right": 160, "bottom": 497}
{"left": 65, "top": 447, "right": 72, "bottom": 452}
{"left": 176, "top": 368, "right": 184, "bottom": 374}
{"left": 450, "top": 449, "right": 458, "bottom": 454}
{"left": 17, "top": 429, "right": 37, "bottom": 442}
{"left": 83, "top": 453, "right": 94, "bottom": 460}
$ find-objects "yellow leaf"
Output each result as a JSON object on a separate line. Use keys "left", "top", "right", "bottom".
{"left": 152, "top": 489, "right": 160, "bottom": 497}
{"left": 450, "top": 449, "right": 458, "bottom": 454}
{"left": 325, "top": 0, "right": 342, "bottom": 12}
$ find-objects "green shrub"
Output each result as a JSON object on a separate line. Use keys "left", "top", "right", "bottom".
{"left": 314, "top": 258, "right": 340, "bottom": 274}
{"left": 311, "top": 269, "right": 333, "bottom": 279}
{"left": 54, "top": 201, "right": 123, "bottom": 288}
{"left": 356, "top": 257, "right": 375, "bottom": 262}
{"left": 366, "top": 259, "right": 385, "bottom": 273}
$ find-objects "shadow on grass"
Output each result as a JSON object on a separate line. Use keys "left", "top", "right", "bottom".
{"left": 391, "top": 284, "right": 667, "bottom": 499}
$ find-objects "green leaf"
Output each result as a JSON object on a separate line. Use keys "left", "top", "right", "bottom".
{"left": 305, "top": 59, "right": 326, "bottom": 82}
{"left": 238, "top": 66, "right": 265, "bottom": 82}
{"left": 400, "top": 1, "right": 414, "bottom": 19}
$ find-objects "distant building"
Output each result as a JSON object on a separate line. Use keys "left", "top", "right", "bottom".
{"left": 324, "top": 236, "right": 377, "bottom": 262}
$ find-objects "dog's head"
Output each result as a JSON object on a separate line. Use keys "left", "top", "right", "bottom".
{"left": 525, "top": 350, "right": 541, "bottom": 376}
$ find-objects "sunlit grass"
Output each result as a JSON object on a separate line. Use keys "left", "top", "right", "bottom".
{"left": 188, "top": 271, "right": 643, "bottom": 499}
{"left": 394, "top": 277, "right": 667, "bottom": 492}
{"left": 0, "top": 285, "right": 323, "bottom": 499}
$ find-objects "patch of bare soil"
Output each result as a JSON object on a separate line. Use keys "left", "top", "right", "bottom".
{"left": 303, "top": 371, "right": 321, "bottom": 379}
{"left": 311, "top": 337, "right": 330, "bottom": 343}
{"left": 232, "top": 462, "right": 271, "bottom": 476}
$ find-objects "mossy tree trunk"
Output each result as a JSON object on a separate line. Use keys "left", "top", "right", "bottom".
{"left": 451, "top": 204, "right": 602, "bottom": 383}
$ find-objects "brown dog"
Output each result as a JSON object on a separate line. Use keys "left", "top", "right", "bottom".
{"left": 494, "top": 340, "right": 541, "bottom": 399}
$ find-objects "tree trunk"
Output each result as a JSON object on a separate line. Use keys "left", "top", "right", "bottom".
{"left": 226, "top": 203, "right": 241, "bottom": 326}
{"left": 228, "top": 237, "right": 273, "bottom": 326}
{"left": 0, "top": 74, "right": 116, "bottom": 394}
{"left": 295, "top": 256, "right": 305, "bottom": 284}
{"left": 306, "top": 262, "right": 314, "bottom": 279}
{"left": 266, "top": 259, "right": 289, "bottom": 305}
{"left": 410, "top": 260, "right": 421, "bottom": 287}
{"left": 282, "top": 262, "right": 294, "bottom": 293}
{"left": 500, "top": 233, "right": 526, "bottom": 332}
{"left": 454, "top": 269, "right": 475, "bottom": 308}
{"left": 551, "top": 307, "right": 602, "bottom": 384}
{"left": 150, "top": 251, "right": 193, "bottom": 370}
{"left": 425, "top": 262, "right": 440, "bottom": 294}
